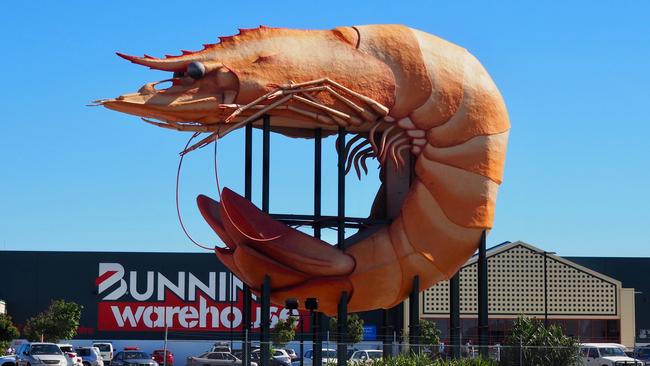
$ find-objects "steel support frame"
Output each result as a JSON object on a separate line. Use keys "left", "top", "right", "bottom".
{"left": 409, "top": 276, "right": 420, "bottom": 354}
{"left": 478, "top": 231, "right": 488, "bottom": 357}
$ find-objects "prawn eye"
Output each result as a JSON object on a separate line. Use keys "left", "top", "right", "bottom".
{"left": 187, "top": 61, "right": 206, "bottom": 79}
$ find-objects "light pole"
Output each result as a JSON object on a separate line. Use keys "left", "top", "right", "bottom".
{"left": 543, "top": 251, "right": 556, "bottom": 327}
{"left": 285, "top": 298, "right": 301, "bottom": 366}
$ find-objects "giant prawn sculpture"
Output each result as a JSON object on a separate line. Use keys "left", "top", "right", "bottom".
{"left": 96, "top": 24, "right": 510, "bottom": 316}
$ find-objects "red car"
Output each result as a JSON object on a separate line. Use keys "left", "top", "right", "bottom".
{"left": 152, "top": 350, "right": 174, "bottom": 366}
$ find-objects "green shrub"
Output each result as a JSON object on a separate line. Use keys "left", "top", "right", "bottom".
{"left": 499, "top": 315, "right": 579, "bottom": 366}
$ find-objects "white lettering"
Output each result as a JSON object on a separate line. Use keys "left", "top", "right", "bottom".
{"left": 221, "top": 306, "right": 242, "bottom": 329}
{"left": 199, "top": 296, "right": 220, "bottom": 328}
{"left": 99, "top": 263, "right": 127, "bottom": 300}
{"left": 179, "top": 306, "right": 199, "bottom": 328}
{"left": 157, "top": 272, "right": 185, "bottom": 300}
{"left": 219, "top": 272, "right": 227, "bottom": 301}
{"left": 188, "top": 273, "right": 215, "bottom": 301}
{"left": 130, "top": 271, "right": 154, "bottom": 301}
{"left": 110, "top": 305, "right": 144, "bottom": 327}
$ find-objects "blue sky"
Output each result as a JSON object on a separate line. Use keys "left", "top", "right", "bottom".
{"left": 0, "top": 1, "right": 648, "bottom": 256}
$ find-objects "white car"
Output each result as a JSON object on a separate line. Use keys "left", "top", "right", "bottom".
{"left": 349, "top": 350, "right": 382, "bottom": 365}
{"left": 300, "top": 349, "right": 337, "bottom": 366}
{"left": 57, "top": 344, "right": 83, "bottom": 366}
{"left": 91, "top": 344, "right": 113, "bottom": 366}
{"left": 580, "top": 343, "right": 643, "bottom": 366}
{"left": 16, "top": 343, "right": 68, "bottom": 366}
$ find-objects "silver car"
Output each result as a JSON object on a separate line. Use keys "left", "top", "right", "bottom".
{"left": 74, "top": 348, "right": 103, "bottom": 366}
{"left": 110, "top": 352, "right": 157, "bottom": 366}
{"left": 187, "top": 352, "right": 255, "bottom": 366}
{"left": 16, "top": 343, "right": 68, "bottom": 366}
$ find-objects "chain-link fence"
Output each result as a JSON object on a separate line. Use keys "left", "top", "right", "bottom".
{"left": 124, "top": 331, "right": 635, "bottom": 366}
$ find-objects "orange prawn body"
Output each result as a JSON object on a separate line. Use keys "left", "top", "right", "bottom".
{"left": 100, "top": 24, "right": 510, "bottom": 315}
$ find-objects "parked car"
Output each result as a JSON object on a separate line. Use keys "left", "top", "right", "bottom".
{"left": 284, "top": 350, "right": 297, "bottom": 361}
{"left": 349, "top": 350, "right": 382, "bottom": 365}
{"left": 110, "top": 351, "right": 157, "bottom": 366}
{"left": 250, "top": 351, "right": 285, "bottom": 366}
{"left": 634, "top": 346, "right": 650, "bottom": 365}
{"left": 210, "top": 343, "right": 231, "bottom": 353}
{"left": 251, "top": 349, "right": 290, "bottom": 366}
{"left": 300, "top": 349, "right": 337, "bottom": 366}
{"left": 57, "top": 344, "right": 83, "bottom": 366}
{"left": 151, "top": 350, "right": 173, "bottom": 366}
{"left": 187, "top": 352, "right": 255, "bottom": 366}
{"left": 16, "top": 343, "right": 68, "bottom": 366}
{"left": 0, "top": 355, "right": 16, "bottom": 366}
{"left": 579, "top": 343, "right": 643, "bottom": 366}
{"left": 91, "top": 344, "right": 113, "bottom": 366}
{"left": 74, "top": 347, "right": 103, "bottom": 366}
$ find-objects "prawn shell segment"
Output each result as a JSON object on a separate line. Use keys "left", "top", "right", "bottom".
{"left": 216, "top": 27, "right": 397, "bottom": 112}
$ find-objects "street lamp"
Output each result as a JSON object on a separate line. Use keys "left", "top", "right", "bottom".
{"left": 543, "top": 251, "right": 557, "bottom": 327}
{"left": 285, "top": 298, "right": 301, "bottom": 366}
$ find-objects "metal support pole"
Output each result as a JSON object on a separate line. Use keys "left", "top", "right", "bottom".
{"left": 544, "top": 251, "right": 548, "bottom": 327}
{"left": 262, "top": 115, "right": 270, "bottom": 212}
{"left": 478, "top": 230, "right": 489, "bottom": 357}
{"left": 337, "top": 127, "right": 346, "bottom": 248}
{"left": 163, "top": 325, "right": 168, "bottom": 366}
{"left": 409, "top": 276, "right": 420, "bottom": 354}
{"left": 382, "top": 309, "right": 391, "bottom": 358}
{"left": 243, "top": 122, "right": 253, "bottom": 366}
{"left": 299, "top": 314, "right": 304, "bottom": 366}
{"left": 449, "top": 272, "right": 460, "bottom": 359}
{"left": 260, "top": 275, "right": 271, "bottom": 366}
{"left": 314, "top": 128, "right": 322, "bottom": 239}
{"left": 337, "top": 292, "right": 348, "bottom": 366}
{"left": 313, "top": 312, "right": 322, "bottom": 366}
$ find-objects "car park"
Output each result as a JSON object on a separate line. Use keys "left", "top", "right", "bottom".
{"left": 151, "top": 350, "right": 173, "bottom": 366}
{"left": 74, "top": 347, "right": 103, "bottom": 366}
{"left": 349, "top": 350, "right": 382, "bottom": 365}
{"left": 110, "top": 350, "right": 157, "bottom": 366}
{"left": 91, "top": 344, "right": 113, "bottom": 366}
{"left": 187, "top": 352, "right": 254, "bottom": 366}
{"left": 579, "top": 343, "right": 643, "bottom": 366}
{"left": 16, "top": 343, "right": 68, "bottom": 366}
{"left": 57, "top": 344, "right": 83, "bottom": 366}
{"left": 300, "top": 349, "right": 337, "bottom": 366}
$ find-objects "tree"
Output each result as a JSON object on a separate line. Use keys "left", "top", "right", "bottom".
{"left": 329, "top": 314, "right": 364, "bottom": 344}
{"left": 0, "top": 314, "right": 20, "bottom": 352}
{"left": 500, "top": 315, "right": 579, "bottom": 366}
{"left": 420, "top": 320, "right": 441, "bottom": 352}
{"left": 23, "top": 300, "right": 83, "bottom": 342}
{"left": 272, "top": 316, "right": 297, "bottom": 348}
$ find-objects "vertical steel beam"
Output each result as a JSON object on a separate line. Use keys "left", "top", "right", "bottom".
{"left": 299, "top": 315, "right": 304, "bottom": 366}
{"left": 337, "top": 292, "right": 348, "bottom": 366}
{"left": 314, "top": 128, "right": 322, "bottom": 239}
{"left": 544, "top": 251, "right": 549, "bottom": 327}
{"left": 260, "top": 275, "right": 271, "bottom": 366}
{"left": 382, "top": 309, "right": 391, "bottom": 358}
{"left": 313, "top": 312, "right": 322, "bottom": 366}
{"left": 243, "top": 122, "right": 253, "bottom": 366}
{"left": 409, "top": 276, "right": 420, "bottom": 354}
{"left": 449, "top": 272, "right": 460, "bottom": 359}
{"left": 337, "top": 127, "right": 346, "bottom": 247}
{"left": 262, "top": 115, "right": 270, "bottom": 212}
{"left": 478, "top": 230, "right": 488, "bottom": 357}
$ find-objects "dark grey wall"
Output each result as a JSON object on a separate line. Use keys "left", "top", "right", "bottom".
{"left": 0, "top": 250, "right": 387, "bottom": 340}
{"left": 567, "top": 257, "right": 650, "bottom": 343}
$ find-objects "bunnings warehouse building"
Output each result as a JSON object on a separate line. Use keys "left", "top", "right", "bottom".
{"left": 1, "top": 240, "right": 648, "bottom": 354}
